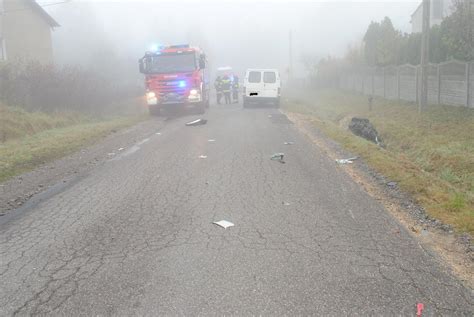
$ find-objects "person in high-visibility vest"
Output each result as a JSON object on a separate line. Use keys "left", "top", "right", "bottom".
{"left": 221, "top": 75, "right": 232, "bottom": 104}
{"left": 214, "top": 76, "right": 223, "bottom": 104}
{"left": 232, "top": 75, "right": 240, "bottom": 103}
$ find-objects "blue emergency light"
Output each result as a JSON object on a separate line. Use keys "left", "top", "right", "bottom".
{"left": 178, "top": 80, "right": 186, "bottom": 88}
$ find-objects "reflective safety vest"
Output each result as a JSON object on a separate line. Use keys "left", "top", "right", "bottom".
{"left": 221, "top": 79, "right": 231, "bottom": 92}
{"left": 214, "top": 79, "right": 223, "bottom": 92}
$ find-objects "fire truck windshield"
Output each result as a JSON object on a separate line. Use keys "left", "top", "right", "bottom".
{"left": 144, "top": 53, "right": 196, "bottom": 74}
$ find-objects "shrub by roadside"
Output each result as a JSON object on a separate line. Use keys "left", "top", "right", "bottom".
{"left": 0, "top": 60, "right": 142, "bottom": 115}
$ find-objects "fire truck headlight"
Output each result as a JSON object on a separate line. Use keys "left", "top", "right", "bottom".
{"left": 146, "top": 92, "right": 156, "bottom": 99}
{"left": 188, "top": 89, "right": 201, "bottom": 101}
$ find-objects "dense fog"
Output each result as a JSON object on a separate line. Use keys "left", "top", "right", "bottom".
{"left": 43, "top": 0, "right": 420, "bottom": 79}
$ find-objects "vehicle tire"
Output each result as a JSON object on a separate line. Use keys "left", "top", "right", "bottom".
{"left": 149, "top": 105, "right": 161, "bottom": 116}
{"left": 195, "top": 102, "right": 206, "bottom": 114}
{"left": 275, "top": 97, "right": 281, "bottom": 108}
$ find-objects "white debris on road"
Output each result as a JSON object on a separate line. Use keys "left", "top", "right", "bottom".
{"left": 335, "top": 157, "right": 358, "bottom": 164}
{"left": 213, "top": 220, "right": 234, "bottom": 229}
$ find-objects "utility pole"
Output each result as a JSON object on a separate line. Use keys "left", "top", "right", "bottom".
{"left": 419, "top": 0, "right": 430, "bottom": 113}
{"left": 289, "top": 29, "right": 293, "bottom": 83}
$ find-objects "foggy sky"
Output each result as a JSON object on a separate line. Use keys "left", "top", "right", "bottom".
{"left": 43, "top": 0, "right": 421, "bottom": 77}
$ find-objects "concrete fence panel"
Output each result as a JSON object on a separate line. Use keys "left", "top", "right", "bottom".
{"left": 339, "top": 60, "right": 473, "bottom": 108}
{"left": 427, "top": 64, "right": 439, "bottom": 105}
{"left": 385, "top": 66, "right": 398, "bottom": 100}
{"left": 374, "top": 68, "right": 385, "bottom": 97}
{"left": 399, "top": 65, "right": 417, "bottom": 102}
{"left": 439, "top": 61, "right": 468, "bottom": 106}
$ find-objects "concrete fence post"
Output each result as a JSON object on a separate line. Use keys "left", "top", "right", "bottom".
{"left": 415, "top": 66, "right": 419, "bottom": 104}
{"left": 371, "top": 69, "right": 375, "bottom": 96}
{"left": 437, "top": 64, "right": 441, "bottom": 105}
{"left": 383, "top": 67, "right": 386, "bottom": 98}
{"left": 397, "top": 67, "right": 401, "bottom": 101}
{"left": 466, "top": 62, "right": 471, "bottom": 107}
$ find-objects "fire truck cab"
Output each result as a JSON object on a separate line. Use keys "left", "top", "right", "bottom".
{"left": 139, "top": 44, "right": 210, "bottom": 115}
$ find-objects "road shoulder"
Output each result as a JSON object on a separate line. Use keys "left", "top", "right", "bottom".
{"left": 0, "top": 118, "right": 164, "bottom": 217}
{"left": 286, "top": 111, "right": 474, "bottom": 289}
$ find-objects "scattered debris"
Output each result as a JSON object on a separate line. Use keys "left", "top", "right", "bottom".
{"left": 284, "top": 142, "right": 294, "bottom": 145}
{"left": 282, "top": 201, "right": 291, "bottom": 206}
{"left": 186, "top": 118, "right": 207, "bottom": 126}
{"left": 107, "top": 153, "right": 116, "bottom": 156}
{"left": 348, "top": 117, "right": 384, "bottom": 147}
{"left": 118, "top": 147, "right": 125, "bottom": 151}
{"left": 199, "top": 155, "right": 208, "bottom": 159}
{"left": 156, "top": 132, "right": 162, "bottom": 135}
{"left": 208, "top": 139, "right": 216, "bottom": 143}
{"left": 387, "top": 181, "right": 397, "bottom": 188}
{"left": 336, "top": 157, "right": 358, "bottom": 164}
{"left": 213, "top": 220, "right": 234, "bottom": 229}
{"left": 416, "top": 303, "right": 424, "bottom": 316}
{"left": 271, "top": 153, "right": 285, "bottom": 163}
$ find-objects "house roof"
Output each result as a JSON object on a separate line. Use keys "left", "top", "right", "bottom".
{"left": 25, "top": 0, "right": 60, "bottom": 28}
{"left": 411, "top": 2, "right": 423, "bottom": 18}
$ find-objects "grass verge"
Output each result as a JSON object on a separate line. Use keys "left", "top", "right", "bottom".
{"left": 0, "top": 104, "right": 144, "bottom": 182}
{"left": 285, "top": 89, "right": 474, "bottom": 234}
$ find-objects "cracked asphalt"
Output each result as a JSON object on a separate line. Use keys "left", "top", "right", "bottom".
{"left": 0, "top": 104, "right": 472, "bottom": 315}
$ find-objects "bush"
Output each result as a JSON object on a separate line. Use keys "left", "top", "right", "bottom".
{"left": 0, "top": 61, "right": 139, "bottom": 115}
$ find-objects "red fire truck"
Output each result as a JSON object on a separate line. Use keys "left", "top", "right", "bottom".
{"left": 139, "top": 44, "right": 210, "bottom": 115}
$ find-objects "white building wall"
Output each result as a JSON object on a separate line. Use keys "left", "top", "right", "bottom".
{"left": 411, "top": 0, "right": 455, "bottom": 33}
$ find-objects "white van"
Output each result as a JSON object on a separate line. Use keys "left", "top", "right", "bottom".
{"left": 243, "top": 69, "right": 281, "bottom": 108}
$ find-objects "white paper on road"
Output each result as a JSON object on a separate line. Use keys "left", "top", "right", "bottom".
{"left": 213, "top": 220, "right": 234, "bottom": 229}
{"left": 199, "top": 155, "right": 208, "bottom": 159}
{"left": 284, "top": 142, "right": 294, "bottom": 145}
{"left": 208, "top": 139, "right": 216, "bottom": 142}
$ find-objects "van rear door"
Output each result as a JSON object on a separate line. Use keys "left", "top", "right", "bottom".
{"left": 246, "top": 70, "right": 263, "bottom": 97}
{"left": 261, "top": 71, "right": 279, "bottom": 98}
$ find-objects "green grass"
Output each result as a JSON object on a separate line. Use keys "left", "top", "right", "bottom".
{"left": 0, "top": 104, "right": 144, "bottom": 182}
{"left": 284, "top": 89, "right": 474, "bottom": 234}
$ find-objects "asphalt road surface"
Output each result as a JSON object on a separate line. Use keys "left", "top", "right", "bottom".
{"left": 1, "top": 103, "right": 472, "bottom": 315}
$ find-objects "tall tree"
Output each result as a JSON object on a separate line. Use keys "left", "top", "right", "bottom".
{"left": 440, "top": 0, "right": 474, "bottom": 61}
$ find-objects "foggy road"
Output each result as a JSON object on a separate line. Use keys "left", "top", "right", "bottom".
{"left": 0, "top": 104, "right": 472, "bottom": 315}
